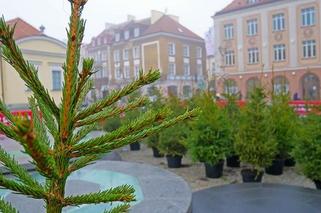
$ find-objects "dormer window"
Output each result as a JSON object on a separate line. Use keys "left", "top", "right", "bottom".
{"left": 134, "top": 28, "right": 140, "bottom": 37}
{"left": 124, "top": 30, "right": 130, "bottom": 40}
{"left": 247, "top": 0, "right": 257, "bottom": 4}
{"left": 115, "top": 33, "right": 120, "bottom": 42}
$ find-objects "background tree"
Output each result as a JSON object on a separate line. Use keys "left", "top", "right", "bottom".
{"left": 0, "top": 1, "right": 198, "bottom": 212}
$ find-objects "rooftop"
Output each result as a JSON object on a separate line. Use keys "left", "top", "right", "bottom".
{"left": 215, "top": 0, "right": 284, "bottom": 16}
{"left": 6, "top": 18, "right": 43, "bottom": 40}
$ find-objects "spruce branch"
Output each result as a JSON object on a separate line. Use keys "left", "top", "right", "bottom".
{"left": 28, "top": 98, "right": 58, "bottom": 178}
{"left": 0, "top": 100, "right": 16, "bottom": 125}
{"left": 72, "top": 108, "right": 171, "bottom": 153}
{"left": 0, "top": 147, "right": 42, "bottom": 190}
{"left": 0, "top": 199, "right": 19, "bottom": 213}
{"left": 75, "top": 79, "right": 93, "bottom": 111}
{"left": 71, "top": 124, "right": 97, "bottom": 145}
{"left": 104, "top": 204, "right": 130, "bottom": 213}
{"left": 74, "top": 58, "right": 94, "bottom": 106}
{"left": 68, "top": 154, "right": 100, "bottom": 173}
{"left": 75, "top": 70, "right": 161, "bottom": 121}
{"left": 75, "top": 97, "right": 148, "bottom": 127}
{"left": 0, "top": 17, "right": 60, "bottom": 119}
{"left": 0, "top": 122, "right": 21, "bottom": 142}
{"left": 0, "top": 175, "right": 45, "bottom": 199}
{"left": 73, "top": 108, "right": 199, "bottom": 156}
{"left": 60, "top": 0, "right": 87, "bottom": 144}
{"left": 63, "top": 185, "right": 135, "bottom": 206}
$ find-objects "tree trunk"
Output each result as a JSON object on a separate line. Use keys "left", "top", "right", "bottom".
{"left": 46, "top": 178, "right": 66, "bottom": 213}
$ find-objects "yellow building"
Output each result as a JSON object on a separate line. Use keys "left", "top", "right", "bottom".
{"left": 0, "top": 18, "right": 66, "bottom": 109}
{"left": 213, "top": 0, "right": 321, "bottom": 100}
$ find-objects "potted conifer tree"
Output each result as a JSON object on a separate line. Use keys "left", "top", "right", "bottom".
{"left": 159, "top": 95, "right": 189, "bottom": 168}
{"left": 266, "top": 93, "right": 298, "bottom": 175}
{"left": 235, "top": 87, "right": 277, "bottom": 182}
{"left": 0, "top": 1, "right": 198, "bottom": 212}
{"left": 293, "top": 113, "right": 321, "bottom": 190}
{"left": 223, "top": 93, "right": 241, "bottom": 168}
{"left": 145, "top": 86, "right": 164, "bottom": 157}
{"left": 123, "top": 91, "right": 143, "bottom": 151}
{"left": 188, "top": 92, "right": 231, "bottom": 178}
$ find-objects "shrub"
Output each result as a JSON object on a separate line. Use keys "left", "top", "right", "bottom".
{"left": 270, "top": 93, "right": 298, "bottom": 159}
{"left": 223, "top": 93, "right": 240, "bottom": 156}
{"left": 188, "top": 92, "right": 231, "bottom": 165}
{"left": 235, "top": 87, "right": 277, "bottom": 171}
{"left": 293, "top": 113, "right": 321, "bottom": 181}
{"left": 159, "top": 95, "right": 189, "bottom": 156}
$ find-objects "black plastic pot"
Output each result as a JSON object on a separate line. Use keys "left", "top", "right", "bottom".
{"left": 314, "top": 180, "right": 321, "bottom": 190}
{"left": 284, "top": 157, "right": 296, "bottom": 167}
{"left": 241, "top": 169, "right": 264, "bottom": 183}
{"left": 166, "top": 155, "right": 182, "bottom": 168}
{"left": 205, "top": 160, "right": 224, "bottom": 178}
{"left": 226, "top": 155, "right": 240, "bottom": 168}
{"left": 265, "top": 158, "right": 285, "bottom": 176}
{"left": 152, "top": 147, "right": 164, "bottom": 158}
{"left": 130, "top": 142, "right": 140, "bottom": 151}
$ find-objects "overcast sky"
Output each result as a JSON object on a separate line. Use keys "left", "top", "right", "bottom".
{"left": 0, "top": 0, "right": 230, "bottom": 43}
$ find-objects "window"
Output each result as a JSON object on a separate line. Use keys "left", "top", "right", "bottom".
{"left": 101, "top": 51, "right": 107, "bottom": 61}
{"left": 168, "top": 43, "right": 175, "bottom": 56}
{"left": 274, "top": 44, "right": 286, "bottom": 61}
{"left": 197, "top": 64, "right": 203, "bottom": 77}
{"left": 302, "top": 7, "right": 315, "bottom": 26}
{"left": 52, "top": 70, "right": 62, "bottom": 91}
{"left": 224, "top": 79, "right": 238, "bottom": 95}
{"left": 247, "top": 0, "right": 257, "bottom": 4}
{"left": 124, "top": 31, "right": 130, "bottom": 40}
{"left": 124, "top": 65, "right": 130, "bottom": 79}
{"left": 115, "top": 67, "right": 121, "bottom": 79}
{"left": 183, "top": 45, "right": 190, "bottom": 57}
{"left": 113, "top": 50, "right": 120, "bottom": 62}
{"left": 225, "top": 50, "right": 235, "bottom": 66}
{"left": 95, "top": 68, "right": 103, "bottom": 79}
{"left": 183, "top": 86, "right": 192, "bottom": 98}
{"left": 183, "top": 63, "right": 190, "bottom": 76}
{"left": 248, "top": 48, "right": 259, "bottom": 64}
{"left": 168, "top": 63, "right": 176, "bottom": 77}
{"left": 134, "top": 28, "right": 140, "bottom": 37}
{"left": 303, "top": 40, "right": 316, "bottom": 58}
{"left": 224, "top": 24, "right": 234, "bottom": 39}
{"left": 247, "top": 19, "right": 258, "bottom": 36}
{"left": 123, "top": 49, "right": 129, "bottom": 60}
{"left": 134, "top": 65, "right": 140, "bottom": 78}
{"left": 133, "top": 46, "right": 140, "bottom": 59}
{"left": 273, "top": 13, "right": 285, "bottom": 31}
{"left": 115, "top": 33, "right": 120, "bottom": 42}
{"left": 196, "top": 47, "right": 202, "bottom": 58}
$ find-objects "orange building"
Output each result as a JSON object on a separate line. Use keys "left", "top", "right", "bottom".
{"left": 213, "top": 0, "right": 321, "bottom": 100}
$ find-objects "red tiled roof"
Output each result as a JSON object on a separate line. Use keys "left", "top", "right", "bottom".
{"left": 143, "top": 15, "right": 203, "bottom": 40}
{"left": 215, "top": 0, "right": 284, "bottom": 16}
{"left": 6, "top": 18, "right": 42, "bottom": 40}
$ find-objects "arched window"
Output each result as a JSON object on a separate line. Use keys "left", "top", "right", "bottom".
{"left": 246, "top": 77, "right": 260, "bottom": 98}
{"left": 272, "top": 76, "right": 289, "bottom": 95}
{"left": 224, "top": 79, "right": 238, "bottom": 95}
{"left": 301, "top": 73, "right": 320, "bottom": 100}
{"left": 183, "top": 85, "right": 192, "bottom": 98}
{"left": 167, "top": 86, "right": 178, "bottom": 97}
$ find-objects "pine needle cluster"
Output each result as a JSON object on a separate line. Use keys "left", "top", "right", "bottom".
{"left": 0, "top": 1, "right": 198, "bottom": 212}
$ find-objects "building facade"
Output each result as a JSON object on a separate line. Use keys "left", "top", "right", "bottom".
{"left": 213, "top": 0, "right": 321, "bottom": 100}
{"left": 0, "top": 18, "right": 66, "bottom": 109}
{"left": 83, "top": 11, "right": 207, "bottom": 99}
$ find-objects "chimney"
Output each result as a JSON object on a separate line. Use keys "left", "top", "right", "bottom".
{"left": 105, "top": 22, "right": 116, "bottom": 30}
{"left": 127, "top": 15, "right": 136, "bottom": 22}
{"left": 39, "top": 25, "right": 45, "bottom": 33}
{"left": 151, "top": 10, "right": 164, "bottom": 24}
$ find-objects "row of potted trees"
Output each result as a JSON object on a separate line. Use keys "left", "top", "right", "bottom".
{"left": 102, "top": 86, "right": 321, "bottom": 189}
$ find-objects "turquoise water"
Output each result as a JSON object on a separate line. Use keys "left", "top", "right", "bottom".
{"left": 0, "top": 169, "right": 144, "bottom": 212}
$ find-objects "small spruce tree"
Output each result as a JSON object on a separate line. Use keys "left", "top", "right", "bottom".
{"left": 235, "top": 87, "right": 277, "bottom": 172}
{"left": 0, "top": 1, "right": 198, "bottom": 212}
